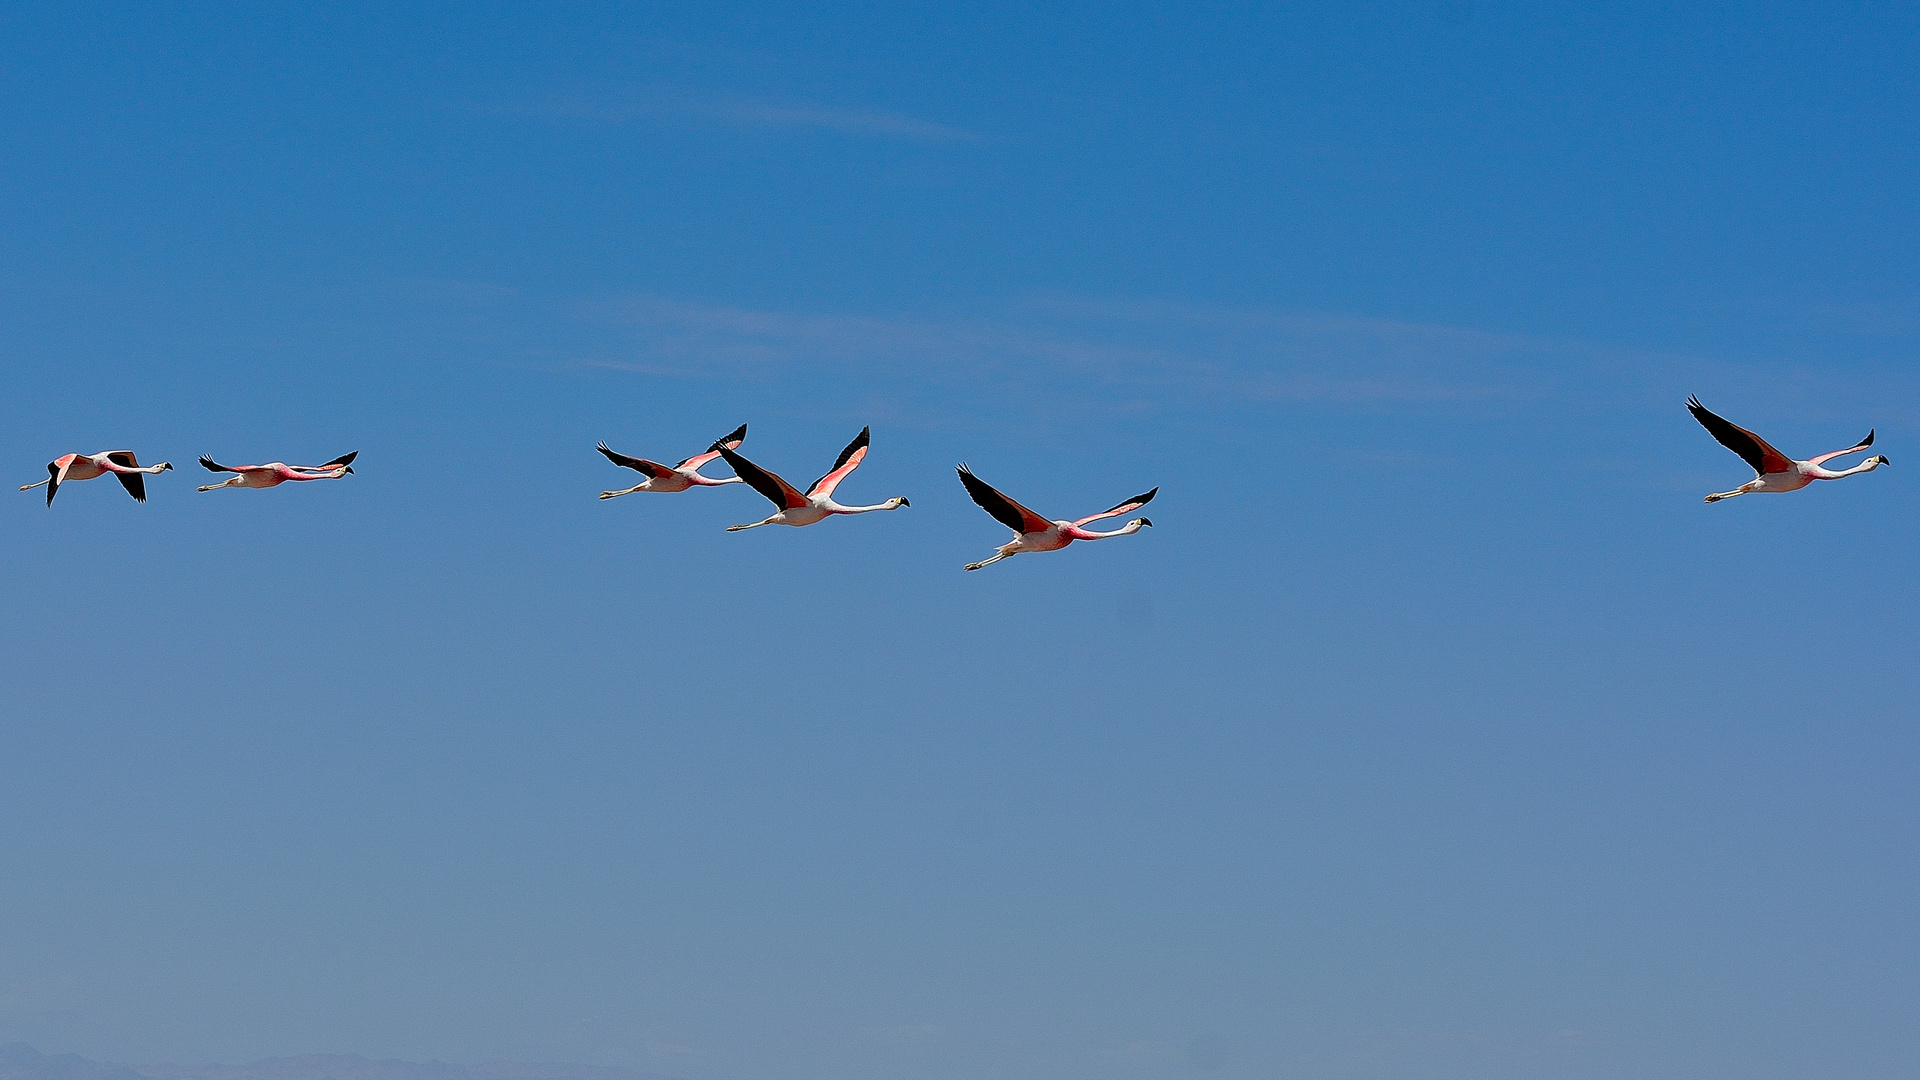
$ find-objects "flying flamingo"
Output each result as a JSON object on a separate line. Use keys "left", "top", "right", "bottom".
{"left": 956, "top": 465, "right": 1154, "bottom": 571}
{"left": 716, "top": 426, "right": 908, "bottom": 530}
{"left": 19, "top": 451, "right": 174, "bottom": 506}
{"left": 1688, "top": 397, "right": 1888, "bottom": 503}
{"left": 596, "top": 424, "right": 747, "bottom": 499}
{"left": 960, "top": 461, "right": 1152, "bottom": 568}
{"left": 197, "top": 451, "right": 357, "bottom": 492}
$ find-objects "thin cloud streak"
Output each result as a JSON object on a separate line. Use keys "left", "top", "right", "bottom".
{"left": 573, "top": 294, "right": 1920, "bottom": 435}
{"left": 381, "top": 278, "right": 1913, "bottom": 430}
{"left": 516, "top": 93, "right": 978, "bottom": 142}
{"left": 708, "top": 100, "right": 977, "bottom": 141}
{"left": 578, "top": 296, "right": 1562, "bottom": 410}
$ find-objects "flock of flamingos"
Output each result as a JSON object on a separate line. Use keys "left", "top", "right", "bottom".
{"left": 20, "top": 397, "right": 1892, "bottom": 569}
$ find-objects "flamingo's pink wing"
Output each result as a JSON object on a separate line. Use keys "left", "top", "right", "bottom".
{"left": 1808, "top": 429, "right": 1876, "bottom": 466}
{"left": 1071, "top": 487, "right": 1158, "bottom": 526}
{"left": 957, "top": 465, "right": 1052, "bottom": 534}
{"left": 1688, "top": 397, "right": 1792, "bottom": 475}
{"left": 719, "top": 446, "right": 809, "bottom": 510}
{"left": 105, "top": 451, "right": 147, "bottom": 501}
{"left": 680, "top": 423, "right": 748, "bottom": 469}
{"left": 598, "top": 444, "right": 672, "bottom": 478}
{"left": 807, "top": 427, "right": 869, "bottom": 497}
{"left": 43, "top": 455, "right": 76, "bottom": 506}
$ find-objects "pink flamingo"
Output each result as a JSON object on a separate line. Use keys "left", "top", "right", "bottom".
{"left": 597, "top": 424, "right": 747, "bottom": 499}
{"left": 957, "top": 464, "right": 1154, "bottom": 571}
{"left": 19, "top": 451, "right": 174, "bottom": 506}
{"left": 197, "top": 451, "right": 357, "bottom": 491}
{"left": 717, "top": 426, "right": 908, "bottom": 530}
{"left": 1688, "top": 397, "right": 1888, "bottom": 503}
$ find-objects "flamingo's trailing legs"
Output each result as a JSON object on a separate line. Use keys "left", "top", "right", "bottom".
{"left": 20, "top": 451, "right": 173, "bottom": 506}
{"left": 1687, "top": 397, "right": 1888, "bottom": 503}
{"left": 597, "top": 424, "right": 747, "bottom": 498}
{"left": 956, "top": 464, "right": 1154, "bottom": 571}
{"left": 197, "top": 452, "right": 357, "bottom": 491}
{"left": 717, "top": 426, "right": 908, "bottom": 530}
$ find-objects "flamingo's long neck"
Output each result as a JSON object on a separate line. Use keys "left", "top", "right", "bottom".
{"left": 689, "top": 474, "right": 744, "bottom": 486}
{"left": 1810, "top": 460, "right": 1883, "bottom": 480}
{"left": 828, "top": 499, "right": 897, "bottom": 514}
{"left": 1065, "top": 521, "right": 1144, "bottom": 540}
{"left": 278, "top": 467, "right": 346, "bottom": 481}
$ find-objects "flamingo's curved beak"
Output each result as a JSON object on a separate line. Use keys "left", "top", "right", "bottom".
{"left": 343, "top": 466, "right": 355, "bottom": 475}
{"left": 1138, "top": 517, "right": 1153, "bottom": 527}
{"left": 161, "top": 462, "right": 174, "bottom": 471}
{"left": 898, "top": 497, "right": 910, "bottom": 507}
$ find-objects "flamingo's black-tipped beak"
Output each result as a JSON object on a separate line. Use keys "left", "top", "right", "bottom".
{"left": 1876, "top": 456, "right": 1891, "bottom": 465}
{"left": 162, "top": 462, "right": 174, "bottom": 471}
{"left": 1138, "top": 517, "right": 1153, "bottom": 527}
{"left": 899, "top": 497, "right": 910, "bottom": 507}
{"left": 343, "top": 466, "right": 355, "bottom": 475}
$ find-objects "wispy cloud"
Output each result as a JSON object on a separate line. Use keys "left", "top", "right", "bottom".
{"left": 697, "top": 100, "right": 976, "bottom": 141}
{"left": 572, "top": 295, "right": 1569, "bottom": 411}
{"left": 515, "top": 92, "right": 977, "bottom": 142}
{"left": 386, "top": 276, "right": 1917, "bottom": 431}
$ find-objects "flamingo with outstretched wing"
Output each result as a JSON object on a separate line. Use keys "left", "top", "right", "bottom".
{"left": 956, "top": 464, "right": 1154, "bottom": 571}
{"left": 717, "top": 427, "right": 908, "bottom": 530}
{"left": 597, "top": 424, "right": 747, "bottom": 498}
{"left": 1688, "top": 397, "right": 1886, "bottom": 502}
{"left": 20, "top": 451, "right": 173, "bottom": 506}
{"left": 197, "top": 452, "right": 356, "bottom": 491}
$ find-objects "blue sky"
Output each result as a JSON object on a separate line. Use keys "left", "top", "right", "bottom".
{"left": 2, "top": 4, "right": 1918, "bottom": 1079}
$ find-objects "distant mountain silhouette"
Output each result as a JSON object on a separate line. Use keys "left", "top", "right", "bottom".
{"left": 0, "top": 1044, "right": 153, "bottom": 1080}
{"left": 0, "top": 1047, "right": 684, "bottom": 1080}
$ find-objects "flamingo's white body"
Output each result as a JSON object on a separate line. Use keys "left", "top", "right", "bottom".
{"left": 597, "top": 424, "right": 746, "bottom": 498}
{"left": 717, "top": 427, "right": 908, "bottom": 530}
{"left": 19, "top": 451, "right": 173, "bottom": 506}
{"left": 1688, "top": 397, "right": 1888, "bottom": 503}
{"left": 957, "top": 465, "right": 1155, "bottom": 571}
{"left": 197, "top": 452, "right": 357, "bottom": 491}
